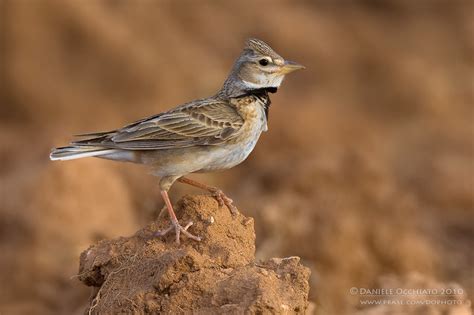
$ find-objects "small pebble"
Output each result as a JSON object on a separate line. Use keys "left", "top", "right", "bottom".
{"left": 243, "top": 218, "right": 253, "bottom": 226}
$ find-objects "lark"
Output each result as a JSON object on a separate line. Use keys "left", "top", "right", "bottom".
{"left": 50, "top": 38, "right": 304, "bottom": 243}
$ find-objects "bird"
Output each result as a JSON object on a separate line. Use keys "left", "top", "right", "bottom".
{"left": 50, "top": 38, "right": 304, "bottom": 244}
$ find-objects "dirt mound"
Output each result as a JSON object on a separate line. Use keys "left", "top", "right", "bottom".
{"left": 78, "top": 195, "right": 311, "bottom": 314}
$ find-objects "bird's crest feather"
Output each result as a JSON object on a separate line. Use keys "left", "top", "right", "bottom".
{"left": 244, "top": 38, "right": 281, "bottom": 59}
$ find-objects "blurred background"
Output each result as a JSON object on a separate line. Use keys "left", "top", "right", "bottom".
{"left": 0, "top": 0, "right": 472, "bottom": 314}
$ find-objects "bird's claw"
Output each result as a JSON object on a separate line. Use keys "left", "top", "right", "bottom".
{"left": 209, "top": 188, "right": 238, "bottom": 215}
{"left": 155, "top": 220, "right": 201, "bottom": 244}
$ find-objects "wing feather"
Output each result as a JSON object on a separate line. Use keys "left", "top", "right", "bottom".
{"left": 73, "top": 99, "right": 244, "bottom": 150}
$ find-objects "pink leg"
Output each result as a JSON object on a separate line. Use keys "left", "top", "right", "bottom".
{"left": 177, "top": 177, "right": 238, "bottom": 215}
{"left": 155, "top": 190, "right": 201, "bottom": 244}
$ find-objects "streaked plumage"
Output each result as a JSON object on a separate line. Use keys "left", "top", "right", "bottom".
{"left": 50, "top": 38, "right": 304, "bottom": 243}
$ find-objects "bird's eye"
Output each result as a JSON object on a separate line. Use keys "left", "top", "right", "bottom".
{"left": 259, "top": 59, "right": 269, "bottom": 66}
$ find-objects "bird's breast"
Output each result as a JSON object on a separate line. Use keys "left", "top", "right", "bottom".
{"left": 232, "top": 94, "right": 269, "bottom": 132}
{"left": 200, "top": 97, "right": 267, "bottom": 172}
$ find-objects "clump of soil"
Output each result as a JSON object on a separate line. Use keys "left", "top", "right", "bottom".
{"left": 78, "top": 195, "right": 311, "bottom": 314}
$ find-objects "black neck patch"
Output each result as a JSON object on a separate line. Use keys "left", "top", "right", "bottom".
{"left": 244, "top": 87, "right": 278, "bottom": 95}
{"left": 241, "top": 87, "right": 277, "bottom": 121}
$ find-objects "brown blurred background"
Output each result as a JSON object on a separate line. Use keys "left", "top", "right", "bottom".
{"left": 0, "top": 0, "right": 473, "bottom": 314}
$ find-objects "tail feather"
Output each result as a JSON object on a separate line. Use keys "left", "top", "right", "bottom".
{"left": 50, "top": 146, "right": 119, "bottom": 161}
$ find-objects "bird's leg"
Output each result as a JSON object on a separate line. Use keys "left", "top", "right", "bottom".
{"left": 155, "top": 190, "right": 201, "bottom": 244}
{"left": 177, "top": 177, "right": 238, "bottom": 215}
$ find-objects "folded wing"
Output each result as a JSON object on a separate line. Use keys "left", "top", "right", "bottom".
{"left": 73, "top": 99, "right": 244, "bottom": 150}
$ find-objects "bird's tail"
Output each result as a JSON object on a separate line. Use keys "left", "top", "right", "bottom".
{"left": 49, "top": 145, "right": 119, "bottom": 161}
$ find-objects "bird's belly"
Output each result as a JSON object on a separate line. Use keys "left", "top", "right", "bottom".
{"left": 199, "top": 137, "right": 260, "bottom": 172}
{"left": 140, "top": 132, "right": 261, "bottom": 177}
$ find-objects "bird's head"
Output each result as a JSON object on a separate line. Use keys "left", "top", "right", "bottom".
{"left": 221, "top": 38, "right": 305, "bottom": 96}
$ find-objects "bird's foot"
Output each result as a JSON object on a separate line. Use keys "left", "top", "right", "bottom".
{"left": 209, "top": 188, "right": 238, "bottom": 215}
{"left": 155, "top": 219, "right": 201, "bottom": 244}
{"left": 176, "top": 177, "right": 239, "bottom": 216}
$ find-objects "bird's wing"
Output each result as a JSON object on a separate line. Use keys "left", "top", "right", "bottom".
{"left": 73, "top": 99, "right": 244, "bottom": 150}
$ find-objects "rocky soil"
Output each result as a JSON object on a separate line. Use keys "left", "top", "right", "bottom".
{"left": 78, "top": 195, "right": 311, "bottom": 314}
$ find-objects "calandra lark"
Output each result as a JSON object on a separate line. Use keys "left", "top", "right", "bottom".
{"left": 50, "top": 38, "right": 304, "bottom": 243}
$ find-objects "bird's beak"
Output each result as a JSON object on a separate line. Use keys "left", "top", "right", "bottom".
{"left": 279, "top": 60, "right": 305, "bottom": 74}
